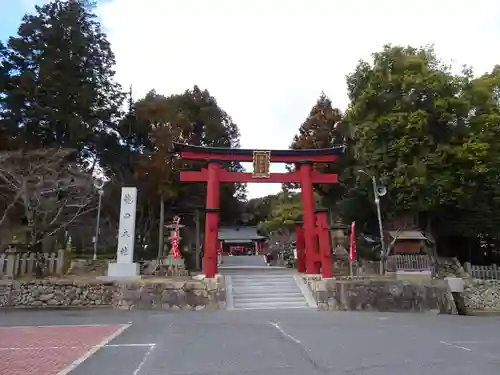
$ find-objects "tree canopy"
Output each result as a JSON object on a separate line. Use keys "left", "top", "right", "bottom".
{"left": 0, "top": 0, "right": 246, "bottom": 259}
{"left": 289, "top": 45, "right": 500, "bottom": 262}
{"left": 0, "top": 0, "right": 123, "bottom": 156}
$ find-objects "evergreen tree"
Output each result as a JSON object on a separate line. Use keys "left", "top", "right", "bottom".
{"left": 289, "top": 93, "right": 349, "bottom": 213}
{"left": 1, "top": 0, "right": 124, "bottom": 154}
{"left": 0, "top": 41, "right": 14, "bottom": 149}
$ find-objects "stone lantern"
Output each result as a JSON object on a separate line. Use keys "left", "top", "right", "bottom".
{"left": 330, "top": 218, "right": 349, "bottom": 259}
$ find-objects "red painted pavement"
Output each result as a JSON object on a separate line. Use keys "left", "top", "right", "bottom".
{"left": 0, "top": 324, "right": 126, "bottom": 375}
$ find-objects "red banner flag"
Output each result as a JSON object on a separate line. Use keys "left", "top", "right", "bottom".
{"left": 172, "top": 216, "right": 181, "bottom": 259}
{"left": 349, "top": 221, "right": 356, "bottom": 262}
{"left": 172, "top": 236, "right": 179, "bottom": 258}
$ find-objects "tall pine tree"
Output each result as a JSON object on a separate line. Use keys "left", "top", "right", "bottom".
{"left": 1, "top": 0, "right": 123, "bottom": 155}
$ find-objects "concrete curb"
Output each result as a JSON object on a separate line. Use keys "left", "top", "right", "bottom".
{"left": 293, "top": 274, "right": 317, "bottom": 308}
{"left": 467, "top": 310, "right": 500, "bottom": 316}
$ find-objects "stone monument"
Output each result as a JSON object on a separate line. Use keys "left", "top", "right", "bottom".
{"left": 106, "top": 187, "right": 140, "bottom": 279}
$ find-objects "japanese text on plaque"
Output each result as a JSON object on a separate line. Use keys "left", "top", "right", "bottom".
{"left": 252, "top": 151, "right": 271, "bottom": 178}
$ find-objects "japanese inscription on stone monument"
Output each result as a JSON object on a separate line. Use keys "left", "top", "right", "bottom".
{"left": 116, "top": 187, "right": 137, "bottom": 264}
{"left": 120, "top": 246, "right": 129, "bottom": 256}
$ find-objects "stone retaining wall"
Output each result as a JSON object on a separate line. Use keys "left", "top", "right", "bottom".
{"left": 0, "top": 276, "right": 226, "bottom": 310}
{"left": 302, "top": 277, "right": 456, "bottom": 314}
{"left": 114, "top": 278, "right": 225, "bottom": 310}
{"left": 463, "top": 279, "right": 500, "bottom": 312}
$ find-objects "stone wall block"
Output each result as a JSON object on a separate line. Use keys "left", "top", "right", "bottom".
{"left": 164, "top": 281, "right": 187, "bottom": 290}
{"left": 161, "top": 288, "right": 183, "bottom": 308}
{"left": 2, "top": 277, "right": 227, "bottom": 311}
{"left": 304, "top": 278, "right": 457, "bottom": 313}
{"left": 184, "top": 281, "right": 205, "bottom": 291}
{"left": 463, "top": 279, "right": 500, "bottom": 312}
{"left": 186, "top": 289, "right": 208, "bottom": 308}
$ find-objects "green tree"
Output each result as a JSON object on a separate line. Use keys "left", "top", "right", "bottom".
{"left": 260, "top": 193, "right": 303, "bottom": 235}
{"left": 122, "top": 87, "right": 247, "bottom": 221}
{"left": 259, "top": 191, "right": 323, "bottom": 235}
{"left": 344, "top": 44, "right": 500, "bottom": 258}
{"left": 240, "top": 195, "right": 275, "bottom": 225}
{"left": 0, "top": 41, "right": 14, "bottom": 150}
{"left": 100, "top": 87, "right": 247, "bottom": 258}
{"left": 0, "top": 0, "right": 123, "bottom": 154}
{"left": 289, "top": 93, "right": 352, "bottom": 215}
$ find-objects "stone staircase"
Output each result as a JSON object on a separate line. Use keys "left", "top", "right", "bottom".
{"left": 224, "top": 268, "right": 313, "bottom": 310}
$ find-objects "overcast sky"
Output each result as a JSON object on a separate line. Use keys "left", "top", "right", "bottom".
{"left": 5, "top": 0, "right": 500, "bottom": 198}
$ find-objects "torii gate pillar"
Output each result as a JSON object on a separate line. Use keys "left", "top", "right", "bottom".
{"left": 316, "top": 209, "right": 333, "bottom": 278}
{"left": 295, "top": 222, "right": 306, "bottom": 273}
{"left": 299, "top": 162, "right": 321, "bottom": 274}
{"left": 204, "top": 161, "right": 220, "bottom": 278}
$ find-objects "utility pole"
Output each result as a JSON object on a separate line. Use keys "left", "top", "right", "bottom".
{"left": 92, "top": 178, "right": 105, "bottom": 261}
{"left": 195, "top": 209, "right": 201, "bottom": 270}
{"left": 157, "top": 197, "right": 164, "bottom": 263}
{"left": 371, "top": 175, "right": 386, "bottom": 274}
{"left": 358, "top": 170, "right": 387, "bottom": 275}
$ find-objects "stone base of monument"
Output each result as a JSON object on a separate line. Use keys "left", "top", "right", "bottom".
{"left": 97, "top": 262, "right": 142, "bottom": 281}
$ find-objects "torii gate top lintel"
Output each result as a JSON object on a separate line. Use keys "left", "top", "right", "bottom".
{"left": 173, "top": 142, "right": 344, "bottom": 163}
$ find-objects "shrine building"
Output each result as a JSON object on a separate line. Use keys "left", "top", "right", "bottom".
{"left": 218, "top": 226, "right": 267, "bottom": 255}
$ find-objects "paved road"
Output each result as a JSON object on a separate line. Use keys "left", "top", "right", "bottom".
{"left": 1, "top": 309, "right": 500, "bottom": 375}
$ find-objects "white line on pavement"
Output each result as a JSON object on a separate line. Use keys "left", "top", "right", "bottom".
{"left": 133, "top": 344, "right": 156, "bottom": 375}
{"left": 439, "top": 341, "right": 473, "bottom": 352}
{"left": 450, "top": 341, "right": 484, "bottom": 344}
{"left": 55, "top": 323, "right": 131, "bottom": 375}
{"left": 269, "top": 321, "right": 301, "bottom": 344}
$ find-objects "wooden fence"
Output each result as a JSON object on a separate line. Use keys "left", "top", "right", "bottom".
{"left": 387, "top": 254, "right": 433, "bottom": 271}
{"left": 0, "top": 250, "right": 68, "bottom": 279}
{"left": 464, "top": 262, "right": 500, "bottom": 280}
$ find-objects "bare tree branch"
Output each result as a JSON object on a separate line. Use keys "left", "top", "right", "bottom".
{"left": 0, "top": 191, "right": 22, "bottom": 228}
{"left": 36, "top": 206, "right": 97, "bottom": 245}
{"left": 0, "top": 148, "right": 97, "bottom": 252}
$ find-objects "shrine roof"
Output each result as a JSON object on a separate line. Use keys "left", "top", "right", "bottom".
{"left": 387, "top": 230, "right": 427, "bottom": 240}
{"left": 218, "top": 226, "right": 267, "bottom": 241}
{"left": 173, "top": 142, "right": 344, "bottom": 157}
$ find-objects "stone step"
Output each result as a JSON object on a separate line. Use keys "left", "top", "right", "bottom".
{"left": 221, "top": 269, "right": 293, "bottom": 275}
{"left": 230, "top": 274, "right": 294, "bottom": 278}
{"left": 232, "top": 288, "right": 300, "bottom": 295}
{"left": 233, "top": 301, "right": 310, "bottom": 310}
{"left": 231, "top": 277, "right": 297, "bottom": 282}
{"left": 231, "top": 275, "right": 296, "bottom": 280}
{"left": 227, "top": 271, "right": 310, "bottom": 310}
{"left": 231, "top": 280, "right": 296, "bottom": 284}
{"left": 231, "top": 275, "right": 293, "bottom": 280}
{"left": 232, "top": 283, "right": 298, "bottom": 287}
{"left": 232, "top": 282, "right": 296, "bottom": 286}
{"left": 231, "top": 281, "right": 297, "bottom": 288}
{"left": 233, "top": 292, "right": 304, "bottom": 300}
{"left": 234, "top": 295, "right": 306, "bottom": 303}
{"left": 233, "top": 290, "right": 306, "bottom": 295}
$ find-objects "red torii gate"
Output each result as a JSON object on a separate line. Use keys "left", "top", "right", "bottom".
{"left": 174, "top": 143, "right": 343, "bottom": 278}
